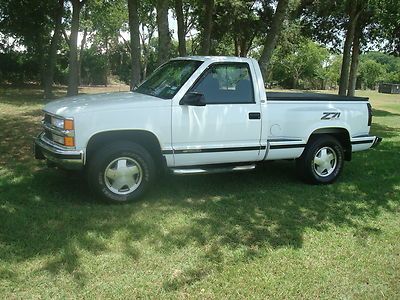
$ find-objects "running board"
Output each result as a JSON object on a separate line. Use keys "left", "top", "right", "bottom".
{"left": 172, "top": 164, "right": 256, "bottom": 175}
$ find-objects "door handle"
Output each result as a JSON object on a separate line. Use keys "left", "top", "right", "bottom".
{"left": 249, "top": 112, "right": 261, "bottom": 120}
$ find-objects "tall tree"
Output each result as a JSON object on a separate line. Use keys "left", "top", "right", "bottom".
{"left": 0, "top": 0, "right": 54, "bottom": 87}
{"left": 370, "top": 0, "right": 400, "bottom": 56}
{"left": 138, "top": 2, "right": 157, "bottom": 78}
{"left": 347, "top": 19, "right": 363, "bottom": 96}
{"left": 338, "top": 1, "right": 363, "bottom": 96}
{"left": 271, "top": 23, "right": 329, "bottom": 89}
{"left": 86, "top": 0, "right": 128, "bottom": 86}
{"left": 156, "top": 0, "right": 170, "bottom": 65}
{"left": 67, "top": 0, "right": 87, "bottom": 96}
{"left": 175, "top": 0, "right": 186, "bottom": 56}
{"left": 43, "top": 0, "right": 65, "bottom": 99}
{"left": 211, "top": 0, "right": 269, "bottom": 58}
{"left": 258, "top": 0, "right": 290, "bottom": 81}
{"left": 78, "top": 24, "right": 88, "bottom": 85}
{"left": 128, "top": 0, "right": 141, "bottom": 88}
{"left": 199, "top": 0, "right": 214, "bottom": 55}
{"left": 300, "top": 0, "right": 392, "bottom": 95}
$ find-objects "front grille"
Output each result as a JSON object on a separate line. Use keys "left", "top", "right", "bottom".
{"left": 44, "top": 114, "right": 51, "bottom": 124}
{"left": 43, "top": 113, "right": 55, "bottom": 143}
{"left": 44, "top": 130, "right": 52, "bottom": 141}
{"left": 43, "top": 113, "right": 63, "bottom": 145}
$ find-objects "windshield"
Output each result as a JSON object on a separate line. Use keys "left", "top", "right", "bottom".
{"left": 135, "top": 60, "right": 203, "bottom": 99}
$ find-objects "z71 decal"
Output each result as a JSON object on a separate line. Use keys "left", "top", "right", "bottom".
{"left": 321, "top": 112, "right": 341, "bottom": 120}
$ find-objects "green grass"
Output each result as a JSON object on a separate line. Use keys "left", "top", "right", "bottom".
{"left": 1, "top": 86, "right": 399, "bottom": 298}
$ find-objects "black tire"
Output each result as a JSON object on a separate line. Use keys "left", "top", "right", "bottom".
{"left": 296, "top": 135, "right": 344, "bottom": 184}
{"left": 87, "top": 142, "right": 155, "bottom": 203}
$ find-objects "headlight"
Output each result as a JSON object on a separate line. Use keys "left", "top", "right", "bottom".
{"left": 51, "top": 134, "right": 75, "bottom": 147}
{"left": 52, "top": 133, "right": 65, "bottom": 145}
{"left": 51, "top": 116, "right": 74, "bottom": 130}
{"left": 51, "top": 116, "right": 64, "bottom": 129}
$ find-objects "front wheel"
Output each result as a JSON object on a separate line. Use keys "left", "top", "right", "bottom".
{"left": 87, "top": 142, "right": 155, "bottom": 203}
{"left": 296, "top": 135, "right": 344, "bottom": 184}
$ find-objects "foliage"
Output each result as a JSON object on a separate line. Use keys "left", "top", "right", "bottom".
{"left": 89, "top": 0, "right": 128, "bottom": 47}
{"left": 0, "top": 0, "right": 61, "bottom": 84}
{"left": 369, "top": 0, "right": 400, "bottom": 56}
{"left": 359, "top": 59, "right": 386, "bottom": 89}
{"left": 358, "top": 52, "right": 400, "bottom": 88}
{"left": 213, "top": 0, "right": 271, "bottom": 57}
{"left": 300, "top": 0, "right": 346, "bottom": 52}
{"left": 0, "top": 51, "right": 39, "bottom": 84}
{"left": 323, "top": 55, "right": 342, "bottom": 89}
{"left": 85, "top": 0, "right": 128, "bottom": 85}
{"left": 80, "top": 47, "right": 109, "bottom": 85}
{"left": 0, "top": 0, "right": 54, "bottom": 50}
{"left": 0, "top": 0, "right": 399, "bottom": 91}
{"left": 270, "top": 24, "right": 330, "bottom": 89}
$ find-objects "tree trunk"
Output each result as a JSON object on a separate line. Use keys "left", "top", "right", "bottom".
{"left": 36, "top": 36, "right": 46, "bottom": 88}
{"left": 239, "top": 38, "right": 248, "bottom": 57}
{"left": 141, "top": 27, "right": 149, "bottom": 80}
{"left": 157, "top": 0, "right": 171, "bottom": 66}
{"left": 140, "top": 23, "right": 155, "bottom": 80}
{"left": 234, "top": 36, "right": 240, "bottom": 56}
{"left": 175, "top": 0, "right": 186, "bottom": 56}
{"left": 338, "top": 5, "right": 361, "bottom": 96}
{"left": 258, "top": 0, "right": 290, "bottom": 82}
{"left": 199, "top": 0, "right": 214, "bottom": 55}
{"left": 63, "top": 29, "right": 70, "bottom": 47}
{"left": 128, "top": 0, "right": 141, "bottom": 89}
{"left": 44, "top": 0, "right": 64, "bottom": 99}
{"left": 347, "top": 20, "right": 362, "bottom": 97}
{"left": 78, "top": 26, "right": 87, "bottom": 85}
{"left": 67, "top": 0, "right": 85, "bottom": 96}
{"left": 104, "top": 39, "right": 109, "bottom": 87}
{"left": 244, "top": 32, "right": 257, "bottom": 57}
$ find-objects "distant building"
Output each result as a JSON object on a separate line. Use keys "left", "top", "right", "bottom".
{"left": 379, "top": 83, "right": 400, "bottom": 94}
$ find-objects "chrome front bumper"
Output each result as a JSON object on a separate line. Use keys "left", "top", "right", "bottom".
{"left": 33, "top": 133, "right": 84, "bottom": 170}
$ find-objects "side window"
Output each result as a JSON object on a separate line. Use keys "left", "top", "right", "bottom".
{"left": 191, "top": 63, "right": 255, "bottom": 104}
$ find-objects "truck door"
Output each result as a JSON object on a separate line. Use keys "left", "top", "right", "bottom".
{"left": 172, "top": 62, "right": 262, "bottom": 166}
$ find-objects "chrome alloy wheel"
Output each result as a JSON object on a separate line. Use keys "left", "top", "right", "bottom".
{"left": 313, "top": 146, "right": 337, "bottom": 177}
{"left": 104, "top": 157, "right": 143, "bottom": 195}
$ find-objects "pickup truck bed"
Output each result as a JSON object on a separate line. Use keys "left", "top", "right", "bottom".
{"left": 266, "top": 92, "right": 368, "bottom": 102}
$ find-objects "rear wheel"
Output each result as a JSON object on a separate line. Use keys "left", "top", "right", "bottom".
{"left": 87, "top": 142, "right": 155, "bottom": 203}
{"left": 296, "top": 135, "right": 344, "bottom": 184}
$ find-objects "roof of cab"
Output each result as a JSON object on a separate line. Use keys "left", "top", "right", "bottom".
{"left": 171, "top": 56, "right": 254, "bottom": 63}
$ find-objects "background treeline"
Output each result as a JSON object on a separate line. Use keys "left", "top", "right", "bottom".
{"left": 0, "top": 0, "right": 399, "bottom": 98}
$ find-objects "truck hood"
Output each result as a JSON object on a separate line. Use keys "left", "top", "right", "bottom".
{"left": 44, "top": 92, "right": 167, "bottom": 117}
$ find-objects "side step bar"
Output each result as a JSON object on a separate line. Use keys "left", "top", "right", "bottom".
{"left": 172, "top": 164, "right": 256, "bottom": 175}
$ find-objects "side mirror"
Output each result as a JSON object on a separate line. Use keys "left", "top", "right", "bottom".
{"left": 179, "top": 92, "right": 206, "bottom": 106}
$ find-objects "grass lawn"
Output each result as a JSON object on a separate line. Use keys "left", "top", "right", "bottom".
{"left": 0, "top": 86, "right": 399, "bottom": 298}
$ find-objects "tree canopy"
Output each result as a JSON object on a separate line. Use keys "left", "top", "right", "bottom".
{"left": 0, "top": 0, "right": 399, "bottom": 97}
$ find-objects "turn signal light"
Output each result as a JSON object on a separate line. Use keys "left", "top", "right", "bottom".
{"left": 64, "top": 137, "right": 75, "bottom": 147}
{"left": 64, "top": 119, "right": 74, "bottom": 130}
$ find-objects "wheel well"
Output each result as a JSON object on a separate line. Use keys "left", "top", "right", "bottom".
{"left": 86, "top": 130, "right": 165, "bottom": 168}
{"left": 308, "top": 128, "right": 352, "bottom": 161}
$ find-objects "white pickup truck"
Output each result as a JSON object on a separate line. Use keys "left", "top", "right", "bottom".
{"left": 34, "top": 56, "right": 381, "bottom": 202}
